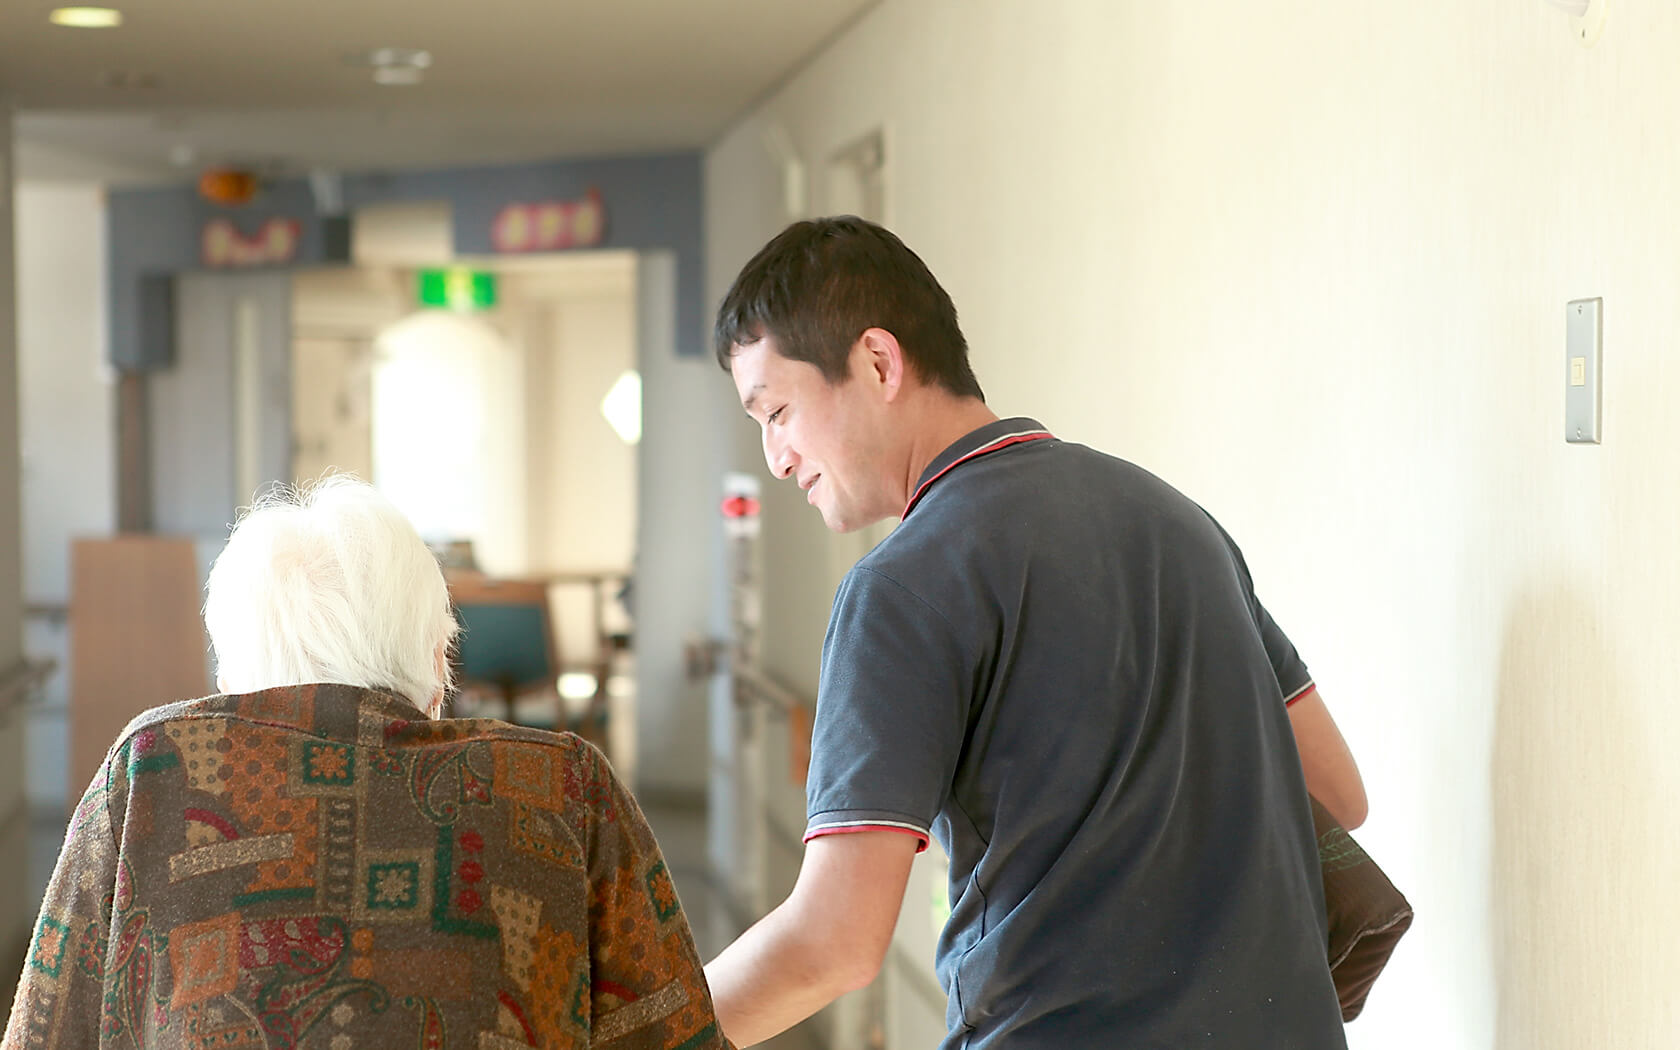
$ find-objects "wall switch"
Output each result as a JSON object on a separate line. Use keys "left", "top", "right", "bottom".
{"left": 1565, "top": 297, "right": 1602, "bottom": 444}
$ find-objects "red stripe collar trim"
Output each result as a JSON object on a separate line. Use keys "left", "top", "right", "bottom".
{"left": 902, "top": 428, "right": 1055, "bottom": 519}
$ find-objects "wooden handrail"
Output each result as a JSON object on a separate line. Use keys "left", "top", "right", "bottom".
{"left": 732, "top": 663, "right": 807, "bottom": 714}
{"left": 25, "top": 602, "right": 69, "bottom": 623}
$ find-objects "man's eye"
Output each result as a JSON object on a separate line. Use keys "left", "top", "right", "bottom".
{"left": 767, "top": 407, "right": 784, "bottom": 425}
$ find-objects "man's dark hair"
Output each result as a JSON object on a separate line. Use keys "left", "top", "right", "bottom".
{"left": 713, "top": 216, "right": 984, "bottom": 400}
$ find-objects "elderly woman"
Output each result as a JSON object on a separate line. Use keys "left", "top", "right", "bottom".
{"left": 3, "top": 477, "right": 726, "bottom": 1050}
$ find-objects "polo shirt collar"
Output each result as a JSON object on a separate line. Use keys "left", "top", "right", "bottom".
{"left": 902, "top": 417, "right": 1055, "bottom": 519}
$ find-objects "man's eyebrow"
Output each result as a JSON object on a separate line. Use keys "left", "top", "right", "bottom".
{"left": 742, "top": 384, "right": 765, "bottom": 413}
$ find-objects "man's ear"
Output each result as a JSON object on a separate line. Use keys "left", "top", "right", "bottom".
{"left": 856, "top": 328, "right": 907, "bottom": 401}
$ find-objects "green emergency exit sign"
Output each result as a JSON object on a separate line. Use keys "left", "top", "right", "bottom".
{"left": 417, "top": 268, "right": 497, "bottom": 311}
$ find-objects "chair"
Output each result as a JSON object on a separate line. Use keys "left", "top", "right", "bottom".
{"left": 446, "top": 572, "right": 559, "bottom": 727}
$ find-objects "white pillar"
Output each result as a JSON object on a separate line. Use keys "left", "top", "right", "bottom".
{"left": 0, "top": 101, "right": 36, "bottom": 956}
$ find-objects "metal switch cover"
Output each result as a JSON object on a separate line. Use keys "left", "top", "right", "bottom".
{"left": 1566, "top": 297, "right": 1602, "bottom": 444}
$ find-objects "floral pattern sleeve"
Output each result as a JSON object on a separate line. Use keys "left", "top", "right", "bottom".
{"left": 2, "top": 686, "right": 731, "bottom": 1049}
{"left": 3, "top": 759, "right": 121, "bottom": 1049}
{"left": 574, "top": 744, "right": 730, "bottom": 1049}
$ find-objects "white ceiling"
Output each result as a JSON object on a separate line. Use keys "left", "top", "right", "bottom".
{"left": 1, "top": 0, "right": 877, "bottom": 184}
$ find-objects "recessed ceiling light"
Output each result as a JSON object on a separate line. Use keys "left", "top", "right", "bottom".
{"left": 350, "top": 47, "right": 432, "bottom": 69}
{"left": 50, "top": 7, "right": 123, "bottom": 28}
{"left": 373, "top": 67, "right": 424, "bottom": 86}
{"left": 97, "top": 71, "right": 158, "bottom": 90}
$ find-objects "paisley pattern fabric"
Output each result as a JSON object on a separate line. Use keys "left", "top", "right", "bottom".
{"left": 3, "top": 684, "right": 728, "bottom": 1050}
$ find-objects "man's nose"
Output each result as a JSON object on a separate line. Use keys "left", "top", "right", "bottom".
{"left": 763, "top": 428, "right": 796, "bottom": 480}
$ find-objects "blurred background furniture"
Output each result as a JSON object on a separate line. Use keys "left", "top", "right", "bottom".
{"left": 447, "top": 571, "right": 560, "bottom": 725}
{"left": 68, "top": 536, "right": 210, "bottom": 799}
{"left": 445, "top": 569, "right": 624, "bottom": 757}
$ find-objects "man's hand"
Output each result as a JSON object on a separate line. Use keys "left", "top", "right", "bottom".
{"left": 704, "top": 830, "right": 919, "bottom": 1047}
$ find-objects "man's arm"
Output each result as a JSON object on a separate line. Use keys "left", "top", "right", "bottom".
{"left": 1288, "top": 687, "right": 1367, "bottom": 829}
{"left": 705, "top": 831, "right": 919, "bottom": 1047}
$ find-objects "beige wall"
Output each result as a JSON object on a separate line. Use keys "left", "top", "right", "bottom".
{"left": 526, "top": 279, "right": 637, "bottom": 578}
{"left": 705, "top": 1, "right": 1680, "bottom": 1046}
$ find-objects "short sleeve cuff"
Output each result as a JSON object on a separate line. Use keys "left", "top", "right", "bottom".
{"left": 1284, "top": 680, "right": 1317, "bottom": 707}
{"left": 804, "top": 811, "right": 930, "bottom": 853}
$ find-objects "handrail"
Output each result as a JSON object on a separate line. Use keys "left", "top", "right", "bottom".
{"left": 25, "top": 602, "right": 69, "bottom": 624}
{"left": 731, "top": 663, "right": 807, "bottom": 714}
{"left": 0, "top": 658, "right": 57, "bottom": 717}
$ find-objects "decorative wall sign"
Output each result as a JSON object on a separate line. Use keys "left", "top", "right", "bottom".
{"left": 202, "top": 217, "right": 300, "bottom": 268}
{"left": 491, "top": 187, "right": 606, "bottom": 253}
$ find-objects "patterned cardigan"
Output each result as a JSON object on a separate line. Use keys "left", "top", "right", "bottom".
{"left": 2, "top": 684, "right": 729, "bottom": 1050}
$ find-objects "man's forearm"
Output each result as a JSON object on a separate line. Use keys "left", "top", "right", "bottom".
{"left": 704, "top": 899, "right": 867, "bottom": 1047}
{"left": 705, "top": 832, "right": 917, "bottom": 1046}
{"left": 1288, "top": 687, "right": 1366, "bottom": 828}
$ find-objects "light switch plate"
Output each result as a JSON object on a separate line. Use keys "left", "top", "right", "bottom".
{"left": 1566, "top": 297, "right": 1602, "bottom": 444}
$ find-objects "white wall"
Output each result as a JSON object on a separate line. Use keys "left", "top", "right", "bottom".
{"left": 705, "top": 2, "right": 1680, "bottom": 1047}
{"left": 152, "top": 271, "right": 292, "bottom": 538}
{"left": 14, "top": 181, "right": 113, "bottom": 813}
{"left": 634, "top": 251, "right": 724, "bottom": 798}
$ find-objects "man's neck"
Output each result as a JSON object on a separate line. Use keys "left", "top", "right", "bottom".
{"left": 896, "top": 397, "right": 1001, "bottom": 510}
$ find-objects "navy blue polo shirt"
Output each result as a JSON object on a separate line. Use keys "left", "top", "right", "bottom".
{"left": 804, "top": 418, "right": 1346, "bottom": 1049}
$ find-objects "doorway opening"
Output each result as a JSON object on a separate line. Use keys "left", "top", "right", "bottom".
{"left": 290, "top": 250, "right": 642, "bottom": 776}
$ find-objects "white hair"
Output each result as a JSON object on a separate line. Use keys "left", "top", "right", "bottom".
{"left": 204, "top": 474, "right": 459, "bottom": 712}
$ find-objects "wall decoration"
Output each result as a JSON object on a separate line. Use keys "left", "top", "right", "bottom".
{"left": 201, "top": 217, "right": 301, "bottom": 268}
{"left": 490, "top": 188, "right": 606, "bottom": 253}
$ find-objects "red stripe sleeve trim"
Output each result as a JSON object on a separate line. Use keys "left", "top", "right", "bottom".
{"left": 804, "top": 823, "right": 929, "bottom": 853}
{"left": 1284, "top": 681, "right": 1318, "bottom": 707}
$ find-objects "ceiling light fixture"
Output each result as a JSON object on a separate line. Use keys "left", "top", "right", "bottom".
{"left": 97, "top": 71, "right": 158, "bottom": 90}
{"left": 348, "top": 47, "right": 433, "bottom": 87}
{"left": 368, "top": 47, "right": 431, "bottom": 70}
{"left": 373, "top": 66, "right": 424, "bottom": 86}
{"left": 49, "top": 7, "right": 123, "bottom": 28}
